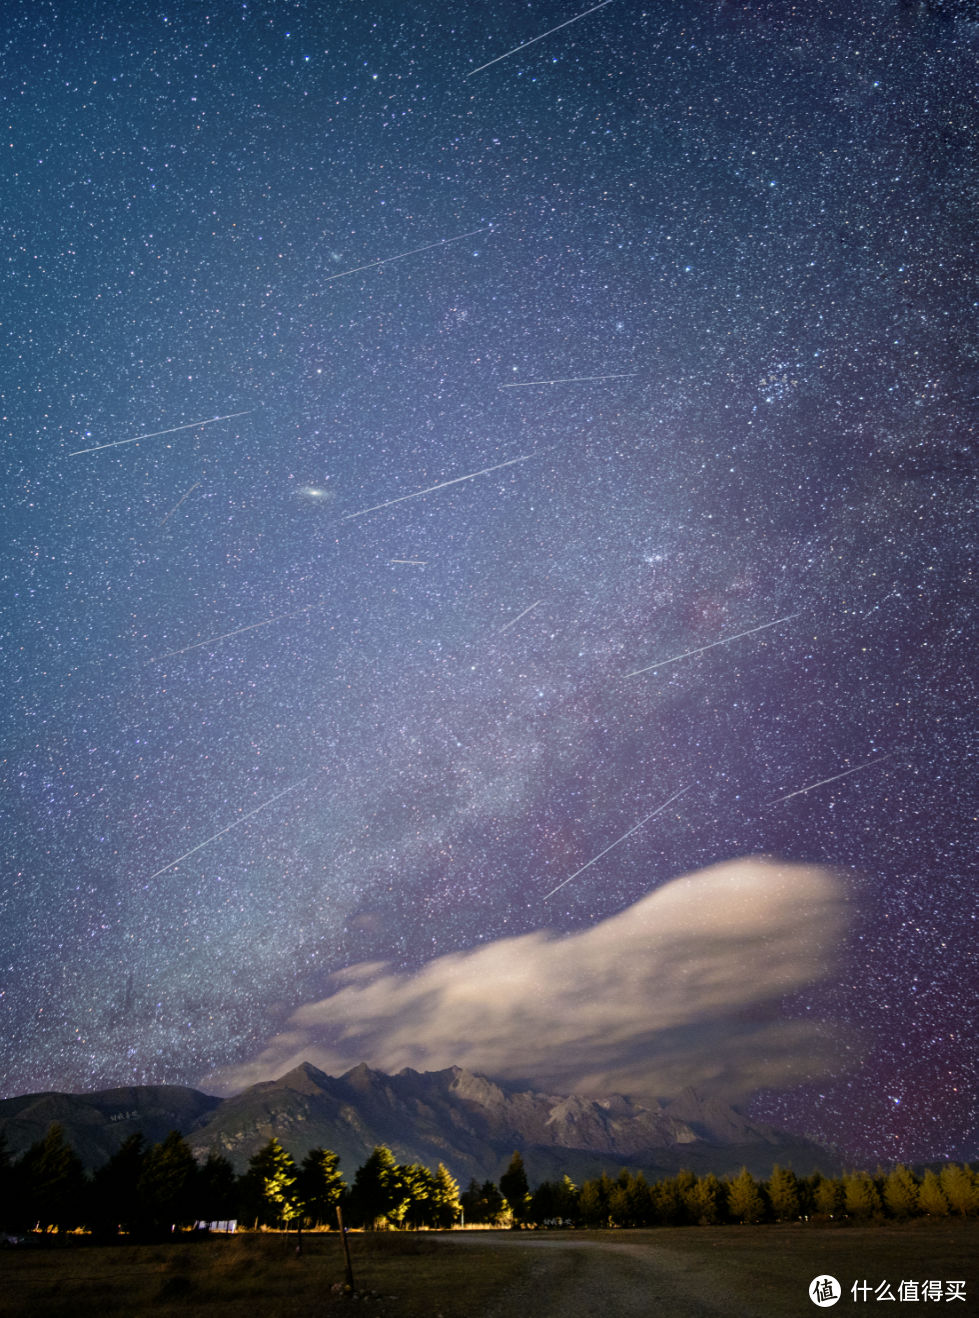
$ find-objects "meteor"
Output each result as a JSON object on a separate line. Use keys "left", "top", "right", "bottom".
{"left": 500, "top": 373, "right": 635, "bottom": 388}
{"left": 69, "top": 411, "right": 252, "bottom": 456}
{"left": 499, "top": 600, "right": 543, "bottom": 633}
{"left": 321, "top": 228, "right": 493, "bottom": 283}
{"left": 159, "top": 480, "right": 201, "bottom": 526}
{"left": 144, "top": 774, "right": 315, "bottom": 882}
{"left": 625, "top": 613, "right": 802, "bottom": 678}
{"left": 342, "top": 451, "right": 545, "bottom": 521}
{"left": 543, "top": 787, "right": 690, "bottom": 901}
{"left": 467, "top": 0, "right": 616, "bottom": 77}
{"left": 147, "top": 601, "right": 323, "bottom": 663}
{"left": 769, "top": 754, "right": 893, "bottom": 805}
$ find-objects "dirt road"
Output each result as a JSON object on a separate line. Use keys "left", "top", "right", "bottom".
{"left": 439, "top": 1235, "right": 763, "bottom": 1318}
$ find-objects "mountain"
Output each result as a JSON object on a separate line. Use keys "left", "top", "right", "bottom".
{"left": 0, "top": 1063, "right": 839, "bottom": 1183}
{"left": 0, "top": 1084, "right": 221, "bottom": 1169}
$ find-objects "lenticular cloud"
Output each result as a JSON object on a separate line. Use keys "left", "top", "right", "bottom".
{"left": 211, "top": 857, "right": 852, "bottom": 1099}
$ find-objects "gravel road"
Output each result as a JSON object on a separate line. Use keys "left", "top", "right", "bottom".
{"left": 438, "top": 1234, "right": 767, "bottom": 1318}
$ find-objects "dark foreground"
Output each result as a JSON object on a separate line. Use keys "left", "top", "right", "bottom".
{"left": 2, "top": 1220, "right": 977, "bottom": 1318}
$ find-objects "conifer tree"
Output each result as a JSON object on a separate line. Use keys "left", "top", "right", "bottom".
{"left": 19, "top": 1122, "right": 87, "bottom": 1232}
{"left": 295, "top": 1147, "right": 345, "bottom": 1226}
{"left": 348, "top": 1145, "right": 403, "bottom": 1228}
{"left": 939, "top": 1164, "right": 979, "bottom": 1216}
{"left": 766, "top": 1165, "right": 800, "bottom": 1221}
{"left": 684, "top": 1173, "right": 724, "bottom": 1225}
{"left": 814, "top": 1177, "right": 844, "bottom": 1218}
{"left": 500, "top": 1151, "right": 530, "bottom": 1226}
{"left": 428, "top": 1163, "right": 461, "bottom": 1229}
{"left": 137, "top": 1130, "right": 198, "bottom": 1231}
{"left": 727, "top": 1167, "right": 765, "bottom": 1224}
{"left": 843, "top": 1171, "right": 882, "bottom": 1218}
{"left": 917, "top": 1169, "right": 950, "bottom": 1217}
{"left": 461, "top": 1178, "right": 505, "bottom": 1225}
{"left": 883, "top": 1165, "right": 918, "bottom": 1219}
{"left": 626, "top": 1172, "right": 654, "bottom": 1227}
{"left": 196, "top": 1149, "right": 237, "bottom": 1223}
{"left": 89, "top": 1132, "right": 147, "bottom": 1235}
{"left": 653, "top": 1175, "right": 684, "bottom": 1226}
{"left": 261, "top": 1140, "right": 302, "bottom": 1228}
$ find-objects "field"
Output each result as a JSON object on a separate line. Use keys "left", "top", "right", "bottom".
{"left": 2, "top": 1219, "right": 978, "bottom": 1318}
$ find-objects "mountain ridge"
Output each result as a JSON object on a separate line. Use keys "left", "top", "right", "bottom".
{"left": 0, "top": 1061, "right": 839, "bottom": 1183}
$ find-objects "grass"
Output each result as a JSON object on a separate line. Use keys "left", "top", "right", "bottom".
{"left": 0, "top": 1229, "right": 528, "bottom": 1318}
{"left": 574, "top": 1217, "right": 979, "bottom": 1310}
{"left": 2, "top": 1220, "right": 977, "bottom": 1317}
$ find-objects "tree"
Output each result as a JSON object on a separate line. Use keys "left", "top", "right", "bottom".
{"left": 883, "top": 1165, "right": 919, "bottom": 1219}
{"left": 653, "top": 1176, "right": 684, "bottom": 1226}
{"left": 348, "top": 1145, "right": 405, "bottom": 1228}
{"left": 579, "top": 1172, "right": 614, "bottom": 1227}
{"left": 814, "top": 1177, "right": 844, "bottom": 1218}
{"left": 261, "top": 1140, "right": 302, "bottom": 1228}
{"left": 295, "top": 1147, "right": 345, "bottom": 1226}
{"left": 684, "top": 1173, "right": 725, "bottom": 1226}
{"left": 196, "top": 1150, "right": 237, "bottom": 1223}
{"left": 429, "top": 1163, "right": 462, "bottom": 1229}
{"left": 918, "top": 1169, "right": 950, "bottom": 1217}
{"left": 499, "top": 1151, "right": 530, "bottom": 1227}
{"left": 727, "top": 1168, "right": 766, "bottom": 1224}
{"left": 766, "top": 1166, "right": 800, "bottom": 1221}
{"left": 843, "top": 1172, "right": 882, "bottom": 1219}
{"left": 137, "top": 1131, "right": 198, "bottom": 1232}
{"left": 940, "top": 1164, "right": 979, "bottom": 1217}
{"left": 461, "top": 1178, "right": 506, "bottom": 1225}
{"left": 18, "top": 1123, "right": 87, "bottom": 1232}
{"left": 89, "top": 1132, "right": 147, "bottom": 1236}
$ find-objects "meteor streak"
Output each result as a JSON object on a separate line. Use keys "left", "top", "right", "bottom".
{"left": 389, "top": 559, "right": 427, "bottom": 565}
{"left": 69, "top": 411, "right": 252, "bottom": 456}
{"left": 625, "top": 613, "right": 802, "bottom": 678}
{"left": 342, "top": 451, "right": 544, "bottom": 521}
{"left": 159, "top": 480, "right": 201, "bottom": 526}
{"left": 500, "top": 373, "right": 636, "bottom": 388}
{"left": 467, "top": 0, "right": 616, "bottom": 77}
{"left": 499, "top": 600, "right": 543, "bottom": 633}
{"left": 322, "top": 228, "right": 493, "bottom": 283}
{"left": 769, "top": 754, "right": 893, "bottom": 805}
{"left": 543, "top": 787, "right": 690, "bottom": 901}
{"left": 144, "top": 775, "right": 315, "bottom": 882}
{"left": 148, "top": 602, "right": 323, "bottom": 663}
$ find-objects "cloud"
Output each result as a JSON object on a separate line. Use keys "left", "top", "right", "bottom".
{"left": 209, "top": 856, "right": 853, "bottom": 1099}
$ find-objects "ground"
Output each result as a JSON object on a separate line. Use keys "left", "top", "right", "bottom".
{"left": 2, "top": 1220, "right": 977, "bottom": 1317}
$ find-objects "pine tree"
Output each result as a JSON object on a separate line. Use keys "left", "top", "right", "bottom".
{"left": 348, "top": 1145, "right": 403, "bottom": 1228}
{"left": 626, "top": 1172, "right": 654, "bottom": 1227}
{"left": 296, "top": 1147, "right": 345, "bottom": 1226}
{"left": 196, "top": 1150, "right": 237, "bottom": 1223}
{"left": 843, "top": 1172, "right": 882, "bottom": 1218}
{"left": 883, "top": 1165, "right": 918, "bottom": 1219}
{"left": 260, "top": 1140, "right": 302, "bottom": 1227}
{"left": 814, "top": 1177, "right": 844, "bottom": 1218}
{"left": 499, "top": 1151, "right": 530, "bottom": 1226}
{"left": 727, "top": 1167, "right": 765, "bottom": 1224}
{"left": 137, "top": 1130, "right": 198, "bottom": 1232}
{"left": 429, "top": 1163, "right": 462, "bottom": 1229}
{"left": 940, "top": 1164, "right": 979, "bottom": 1217}
{"left": 766, "top": 1165, "right": 800, "bottom": 1221}
{"left": 685, "top": 1173, "right": 724, "bottom": 1225}
{"left": 917, "top": 1169, "right": 949, "bottom": 1217}
{"left": 89, "top": 1132, "right": 147, "bottom": 1235}
{"left": 19, "top": 1123, "right": 87, "bottom": 1232}
{"left": 578, "top": 1171, "right": 615, "bottom": 1226}
{"left": 653, "top": 1175, "right": 684, "bottom": 1226}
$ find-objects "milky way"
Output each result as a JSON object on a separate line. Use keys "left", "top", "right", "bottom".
{"left": 2, "top": 0, "right": 978, "bottom": 1166}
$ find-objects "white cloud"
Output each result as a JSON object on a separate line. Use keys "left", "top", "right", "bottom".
{"left": 209, "top": 856, "right": 852, "bottom": 1098}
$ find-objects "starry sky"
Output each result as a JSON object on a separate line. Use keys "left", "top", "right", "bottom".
{"left": 2, "top": 0, "right": 978, "bottom": 1166}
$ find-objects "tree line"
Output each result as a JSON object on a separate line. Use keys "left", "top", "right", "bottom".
{"left": 1, "top": 1124, "right": 977, "bottom": 1237}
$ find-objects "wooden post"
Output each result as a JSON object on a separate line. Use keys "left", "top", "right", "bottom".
{"left": 336, "top": 1205, "right": 355, "bottom": 1291}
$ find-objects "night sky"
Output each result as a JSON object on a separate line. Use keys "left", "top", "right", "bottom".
{"left": 2, "top": 0, "right": 978, "bottom": 1167}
